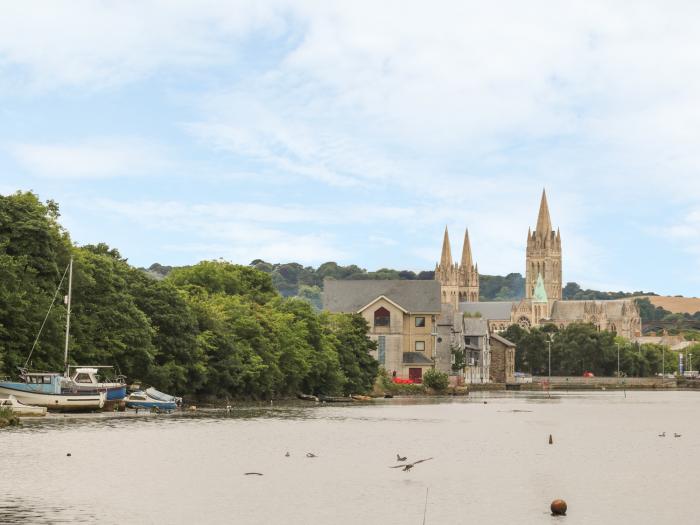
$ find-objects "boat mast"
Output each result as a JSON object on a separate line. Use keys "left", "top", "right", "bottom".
{"left": 63, "top": 256, "right": 73, "bottom": 377}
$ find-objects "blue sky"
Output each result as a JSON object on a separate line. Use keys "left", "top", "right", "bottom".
{"left": 2, "top": 1, "right": 700, "bottom": 296}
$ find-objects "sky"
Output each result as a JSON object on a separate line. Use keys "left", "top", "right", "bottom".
{"left": 2, "top": 1, "right": 700, "bottom": 296}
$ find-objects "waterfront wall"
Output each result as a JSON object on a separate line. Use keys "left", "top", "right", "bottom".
{"left": 524, "top": 376, "right": 676, "bottom": 389}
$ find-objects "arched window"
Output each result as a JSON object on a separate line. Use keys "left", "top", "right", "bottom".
{"left": 374, "top": 307, "right": 390, "bottom": 327}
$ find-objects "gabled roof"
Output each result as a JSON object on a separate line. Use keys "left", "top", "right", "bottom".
{"left": 491, "top": 333, "right": 516, "bottom": 347}
{"left": 463, "top": 318, "right": 489, "bottom": 336}
{"left": 323, "top": 279, "right": 441, "bottom": 314}
{"left": 460, "top": 301, "right": 514, "bottom": 320}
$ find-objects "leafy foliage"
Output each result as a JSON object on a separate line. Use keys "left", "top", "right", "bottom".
{"left": 503, "top": 323, "right": 679, "bottom": 376}
{"left": 0, "top": 192, "right": 379, "bottom": 400}
{"left": 423, "top": 369, "right": 449, "bottom": 391}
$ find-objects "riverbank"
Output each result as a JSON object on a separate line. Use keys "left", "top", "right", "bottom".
{"left": 0, "top": 408, "right": 20, "bottom": 428}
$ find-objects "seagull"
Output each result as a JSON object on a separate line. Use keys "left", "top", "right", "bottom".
{"left": 389, "top": 458, "right": 433, "bottom": 472}
{"left": 306, "top": 452, "right": 317, "bottom": 458}
{"left": 674, "top": 433, "right": 682, "bottom": 438}
{"left": 285, "top": 451, "right": 290, "bottom": 457}
{"left": 396, "top": 454, "right": 407, "bottom": 462}
{"left": 658, "top": 432, "right": 666, "bottom": 437}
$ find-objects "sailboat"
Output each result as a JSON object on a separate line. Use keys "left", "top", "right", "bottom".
{"left": 0, "top": 258, "right": 106, "bottom": 411}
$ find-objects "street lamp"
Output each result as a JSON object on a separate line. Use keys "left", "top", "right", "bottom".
{"left": 690, "top": 353, "right": 693, "bottom": 374}
{"left": 616, "top": 342, "right": 620, "bottom": 379}
{"left": 547, "top": 333, "right": 554, "bottom": 396}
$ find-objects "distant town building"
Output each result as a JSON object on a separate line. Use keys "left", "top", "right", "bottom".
{"left": 323, "top": 279, "right": 441, "bottom": 383}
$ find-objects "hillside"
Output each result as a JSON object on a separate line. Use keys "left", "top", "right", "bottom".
{"left": 638, "top": 295, "right": 700, "bottom": 314}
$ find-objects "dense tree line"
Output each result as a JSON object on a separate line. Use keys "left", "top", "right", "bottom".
{"left": 501, "top": 323, "right": 679, "bottom": 377}
{"left": 0, "top": 192, "right": 378, "bottom": 399}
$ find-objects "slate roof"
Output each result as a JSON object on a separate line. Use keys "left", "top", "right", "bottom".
{"left": 460, "top": 301, "right": 514, "bottom": 320}
{"left": 491, "top": 333, "right": 516, "bottom": 347}
{"left": 463, "top": 318, "right": 489, "bottom": 336}
{"left": 402, "top": 352, "right": 435, "bottom": 365}
{"left": 323, "top": 279, "right": 441, "bottom": 313}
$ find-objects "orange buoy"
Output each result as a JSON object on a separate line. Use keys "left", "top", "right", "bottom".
{"left": 550, "top": 499, "right": 567, "bottom": 515}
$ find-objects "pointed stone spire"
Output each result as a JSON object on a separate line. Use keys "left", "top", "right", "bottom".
{"left": 536, "top": 189, "right": 552, "bottom": 236}
{"left": 460, "top": 228, "right": 473, "bottom": 269}
{"left": 440, "top": 226, "right": 453, "bottom": 267}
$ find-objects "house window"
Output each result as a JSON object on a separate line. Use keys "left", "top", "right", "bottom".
{"left": 415, "top": 317, "right": 425, "bottom": 327}
{"left": 378, "top": 336, "right": 386, "bottom": 365}
{"left": 415, "top": 340, "right": 425, "bottom": 351}
{"left": 374, "top": 307, "right": 390, "bottom": 327}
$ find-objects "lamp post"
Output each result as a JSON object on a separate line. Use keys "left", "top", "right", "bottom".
{"left": 690, "top": 353, "right": 693, "bottom": 375}
{"left": 616, "top": 342, "right": 620, "bottom": 379}
{"left": 547, "top": 333, "right": 553, "bottom": 397}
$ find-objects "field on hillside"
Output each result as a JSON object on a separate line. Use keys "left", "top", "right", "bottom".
{"left": 641, "top": 295, "right": 700, "bottom": 314}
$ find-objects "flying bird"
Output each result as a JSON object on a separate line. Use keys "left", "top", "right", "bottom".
{"left": 390, "top": 458, "right": 433, "bottom": 472}
{"left": 396, "top": 454, "right": 407, "bottom": 462}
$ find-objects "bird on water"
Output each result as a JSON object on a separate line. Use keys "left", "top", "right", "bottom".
{"left": 396, "top": 454, "right": 407, "bottom": 462}
{"left": 674, "top": 433, "right": 682, "bottom": 438}
{"left": 389, "top": 458, "right": 433, "bottom": 472}
{"left": 285, "top": 451, "right": 290, "bottom": 457}
{"left": 658, "top": 432, "right": 666, "bottom": 437}
{"left": 306, "top": 452, "right": 317, "bottom": 458}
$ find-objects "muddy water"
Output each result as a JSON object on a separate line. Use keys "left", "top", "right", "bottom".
{"left": 1, "top": 391, "right": 698, "bottom": 524}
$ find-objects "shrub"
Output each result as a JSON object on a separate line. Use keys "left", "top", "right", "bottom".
{"left": 423, "top": 369, "right": 449, "bottom": 391}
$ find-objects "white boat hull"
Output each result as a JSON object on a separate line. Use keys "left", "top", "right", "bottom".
{"left": 0, "top": 386, "right": 105, "bottom": 411}
{"left": 0, "top": 395, "right": 47, "bottom": 417}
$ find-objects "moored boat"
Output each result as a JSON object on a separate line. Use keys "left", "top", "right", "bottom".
{"left": 0, "top": 372, "right": 105, "bottom": 411}
{"left": 350, "top": 394, "right": 373, "bottom": 402}
{"left": 67, "top": 367, "right": 127, "bottom": 401}
{"left": 0, "top": 395, "right": 47, "bottom": 417}
{"left": 125, "top": 389, "right": 178, "bottom": 411}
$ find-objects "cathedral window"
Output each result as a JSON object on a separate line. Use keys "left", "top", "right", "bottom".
{"left": 374, "top": 307, "right": 390, "bottom": 327}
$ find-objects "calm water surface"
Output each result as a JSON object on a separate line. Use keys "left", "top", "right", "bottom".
{"left": 1, "top": 391, "right": 698, "bottom": 525}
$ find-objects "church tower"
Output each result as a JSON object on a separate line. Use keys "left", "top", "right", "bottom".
{"left": 436, "top": 227, "right": 480, "bottom": 307}
{"left": 526, "top": 189, "right": 562, "bottom": 300}
{"left": 435, "top": 226, "right": 459, "bottom": 307}
{"left": 458, "top": 229, "right": 479, "bottom": 302}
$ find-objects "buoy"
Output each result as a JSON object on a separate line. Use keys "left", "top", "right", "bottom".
{"left": 483, "top": 401, "right": 488, "bottom": 404}
{"left": 550, "top": 499, "right": 567, "bottom": 515}
{"left": 549, "top": 434, "right": 553, "bottom": 445}
{"left": 66, "top": 453, "right": 72, "bottom": 457}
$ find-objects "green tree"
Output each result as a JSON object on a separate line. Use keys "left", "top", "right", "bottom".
{"left": 324, "top": 313, "right": 378, "bottom": 394}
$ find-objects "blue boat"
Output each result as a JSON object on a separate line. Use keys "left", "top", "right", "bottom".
{"left": 125, "top": 388, "right": 179, "bottom": 411}
{"left": 67, "top": 367, "right": 127, "bottom": 401}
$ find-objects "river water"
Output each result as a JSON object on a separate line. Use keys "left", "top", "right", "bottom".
{"left": 1, "top": 391, "right": 698, "bottom": 525}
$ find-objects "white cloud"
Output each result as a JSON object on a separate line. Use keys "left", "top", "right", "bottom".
{"left": 7, "top": 139, "right": 167, "bottom": 179}
{"left": 0, "top": 1, "right": 286, "bottom": 90}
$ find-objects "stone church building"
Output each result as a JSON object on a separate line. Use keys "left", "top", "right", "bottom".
{"left": 436, "top": 190, "right": 642, "bottom": 339}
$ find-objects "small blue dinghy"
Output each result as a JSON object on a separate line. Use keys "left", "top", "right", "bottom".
{"left": 125, "top": 387, "right": 180, "bottom": 411}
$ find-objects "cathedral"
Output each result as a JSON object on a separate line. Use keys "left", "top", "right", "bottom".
{"left": 435, "top": 190, "right": 642, "bottom": 340}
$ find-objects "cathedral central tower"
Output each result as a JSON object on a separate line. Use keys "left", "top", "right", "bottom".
{"left": 526, "top": 190, "right": 562, "bottom": 300}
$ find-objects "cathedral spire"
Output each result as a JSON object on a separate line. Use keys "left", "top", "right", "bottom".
{"left": 460, "top": 228, "right": 473, "bottom": 269}
{"left": 440, "top": 226, "right": 453, "bottom": 267}
{"left": 536, "top": 188, "right": 552, "bottom": 236}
